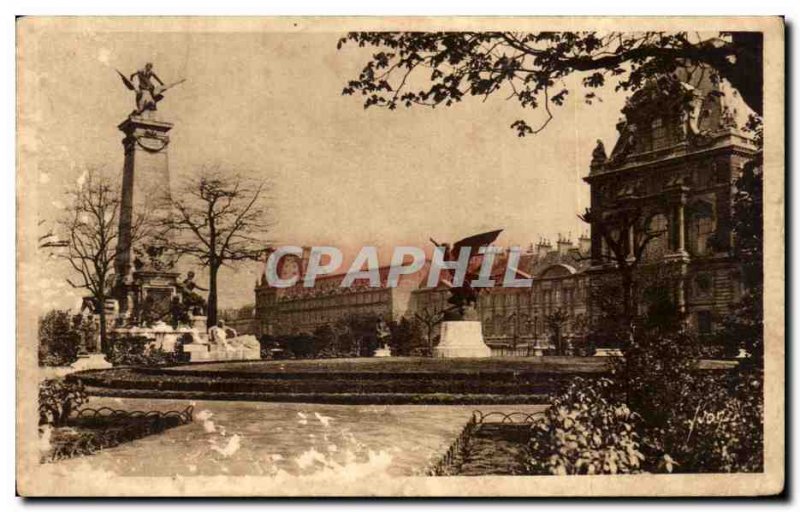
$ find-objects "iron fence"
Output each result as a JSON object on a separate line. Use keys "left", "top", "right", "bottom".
{"left": 426, "top": 409, "right": 545, "bottom": 476}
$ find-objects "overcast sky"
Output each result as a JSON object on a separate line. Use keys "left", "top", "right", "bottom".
{"left": 20, "top": 24, "right": 628, "bottom": 311}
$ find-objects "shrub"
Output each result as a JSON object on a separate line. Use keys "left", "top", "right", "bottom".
{"left": 389, "top": 317, "right": 427, "bottom": 356}
{"left": 39, "top": 379, "right": 88, "bottom": 426}
{"left": 38, "top": 310, "right": 87, "bottom": 366}
{"left": 695, "top": 372, "right": 763, "bottom": 472}
{"left": 108, "top": 334, "right": 179, "bottom": 367}
{"left": 571, "top": 335, "right": 596, "bottom": 357}
{"left": 647, "top": 369, "right": 764, "bottom": 473}
{"left": 588, "top": 306, "right": 764, "bottom": 474}
{"left": 613, "top": 328, "right": 701, "bottom": 432}
{"left": 526, "top": 377, "right": 645, "bottom": 475}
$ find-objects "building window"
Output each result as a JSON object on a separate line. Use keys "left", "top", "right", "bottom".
{"left": 651, "top": 117, "right": 669, "bottom": 150}
{"left": 693, "top": 273, "right": 713, "bottom": 299}
{"left": 519, "top": 315, "right": 530, "bottom": 335}
{"left": 484, "top": 316, "right": 495, "bottom": 336}
{"left": 697, "top": 310, "right": 713, "bottom": 335}
{"left": 688, "top": 201, "right": 715, "bottom": 256}
{"left": 643, "top": 213, "right": 669, "bottom": 260}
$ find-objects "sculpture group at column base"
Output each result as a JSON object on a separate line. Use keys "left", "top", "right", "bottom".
{"left": 108, "top": 317, "right": 262, "bottom": 364}
{"left": 181, "top": 344, "right": 261, "bottom": 362}
{"left": 182, "top": 334, "right": 261, "bottom": 363}
{"left": 373, "top": 345, "right": 392, "bottom": 357}
{"left": 433, "top": 321, "right": 492, "bottom": 358}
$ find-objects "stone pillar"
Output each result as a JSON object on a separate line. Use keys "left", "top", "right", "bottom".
{"left": 676, "top": 201, "right": 686, "bottom": 254}
{"left": 114, "top": 115, "right": 174, "bottom": 314}
{"left": 627, "top": 224, "right": 636, "bottom": 260}
{"left": 664, "top": 184, "right": 690, "bottom": 314}
{"left": 665, "top": 185, "right": 689, "bottom": 257}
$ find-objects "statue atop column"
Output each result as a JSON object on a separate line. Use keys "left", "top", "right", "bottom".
{"left": 117, "top": 63, "right": 185, "bottom": 117}
{"left": 113, "top": 61, "right": 184, "bottom": 320}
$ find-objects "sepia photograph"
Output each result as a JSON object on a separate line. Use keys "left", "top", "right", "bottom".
{"left": 14, "top": 16, "right": 785, "bottom": 497}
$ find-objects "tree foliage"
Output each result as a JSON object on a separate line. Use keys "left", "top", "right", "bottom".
{"left": 38, "top": 379, "right": 88, "bottom": 426}
{"left": 717, "top": 136, "right": 764, "bottom": 363}
{"left": 579, "top": 199, "right": 669, "bottom": 343}
{"left": 527, "top": 378, "right": 645, "bottom": 475}
{"left": 388, "top": 317, "right": 428, "bottom": 356}
{"left": 339, "top": 31, "right": 762, "bottom": 136}
{"left": 38, "top": 310, "right": 96, "bottom": 366}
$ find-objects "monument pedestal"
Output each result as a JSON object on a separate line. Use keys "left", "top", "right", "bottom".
{"left": 71, "top": 353, "right": 113, "bottom": 371}
{"left": 594, "top": 347, "right": 623, "bottom": 357}
{"left": 434, "top": 321, "right": 492, "bottom": 358}
{"left": 373, "top": 344, "right": 392, "bottom": 357}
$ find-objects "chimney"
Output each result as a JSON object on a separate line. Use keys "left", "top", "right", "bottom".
{"left": 557, "top": 234, "right": 574, "bottom": 256}
{"left": 300, "top": 246, "right": 312, "bottom": 276}
{"left": 578, "top": 232, "right": 591, "bottom": 256}
{"left": 536, "top": 238, "right": 552, "bottom": 259}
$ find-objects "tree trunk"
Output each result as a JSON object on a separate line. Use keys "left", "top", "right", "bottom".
{"left": 98, "top": 295, "right": 108, "bottom": 355}
{"left": 620, "top": 267, "right": 636, "bottom": 348}
{"left": 207, "top": 264, "right": 219, "bottom": 329}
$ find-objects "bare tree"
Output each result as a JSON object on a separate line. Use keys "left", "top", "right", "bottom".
{"left": 163, "top": 166, "right": 273, "bottom": 328}
{"left": 545, "top": 308, "right": 570, "bottom": 355}
{"left": 58, "top": 169, "right": 147, "bottom": 353}
{"left": 413, "top": 307, "right": 444, "bottom": 352}
{"left": 579, "top": 198, "right": 668, "bottom": 342}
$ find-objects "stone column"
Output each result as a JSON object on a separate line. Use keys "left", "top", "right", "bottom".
{"left": 114, "top": 115, "right": 174, "bottom": 314}
{"left": 664, "top": 185, "right": 690, "bottom": 313}
{"left": 676, "top": 200, "right": 686, "bottom": 254}
{"left": 665, "top": 185, "right": 689, "bottom": 257}
{"left": 627, "top": 224, "right": 636, "bottom": 260}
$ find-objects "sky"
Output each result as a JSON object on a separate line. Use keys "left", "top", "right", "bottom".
{"left": 19, "top": 23, "right": 628, "bottom": 312}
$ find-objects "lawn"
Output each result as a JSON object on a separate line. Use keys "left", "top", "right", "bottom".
{"left": 164, "top": 356, "right": 611, "bottom": 375}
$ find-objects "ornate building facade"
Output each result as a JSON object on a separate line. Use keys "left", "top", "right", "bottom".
{"left": 584, "top": 69, "right": 757, "bottom": 334}
{"left": 254, "top": 250, "right": 426, "bottom": 337}
{"left": 254, "top": 238, "right": 591, "bottom": 356}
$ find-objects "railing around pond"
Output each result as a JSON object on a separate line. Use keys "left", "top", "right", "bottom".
{"left": 76, "top": 405, "right": 194, "bottom": 424}
{"left": 43, "top": 405, "right": 194, "bottom": 463}
{"left": 426, "top": 409, "right": 545, "bottom": 476}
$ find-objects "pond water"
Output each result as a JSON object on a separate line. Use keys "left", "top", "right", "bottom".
{"left": 48, "top": 397, "right": 546, "bottom": 478}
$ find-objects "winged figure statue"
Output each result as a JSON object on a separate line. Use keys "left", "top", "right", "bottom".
{"left": 117, "top": 63, "right": 185, "bottom": 116}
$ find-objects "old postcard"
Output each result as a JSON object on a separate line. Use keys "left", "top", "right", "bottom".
{"left": 16, "top": 16, "right": 784, "bottom": 497}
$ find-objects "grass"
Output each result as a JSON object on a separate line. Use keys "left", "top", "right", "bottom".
{"left": 83, "top": 387, "right": 551, "bottom": 405}
{"left": 431, "top": 422, "right": 534, "bottom": 476}
{"left": 163, "top": 356, "right": 611, "bottom": 375}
